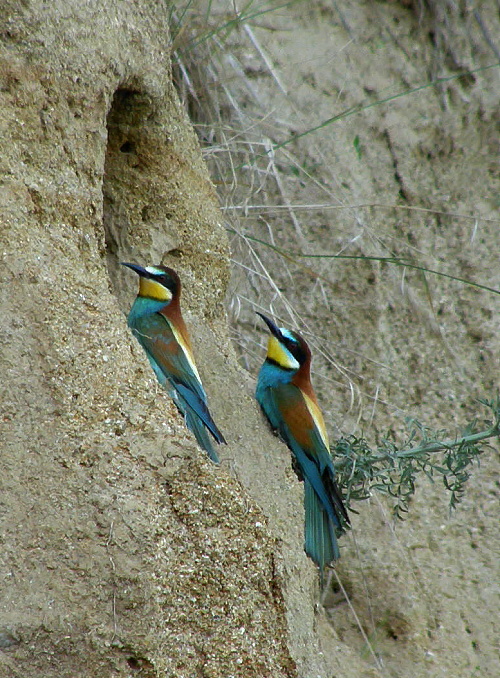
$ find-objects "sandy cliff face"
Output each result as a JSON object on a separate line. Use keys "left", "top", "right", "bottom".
{"left": 0, "top": 3, "right": 297, "bottom": 677}
{"left": 1, "top": 2, "right": 499, "bottom": 678}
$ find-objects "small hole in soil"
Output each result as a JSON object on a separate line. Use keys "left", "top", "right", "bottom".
{"left": 167, "top": 248, "right": 183, "bottom": 258}
{"left": 120, "top": 141, "right": 135, "bottom": 153}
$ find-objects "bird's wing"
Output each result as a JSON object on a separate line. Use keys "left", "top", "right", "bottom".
{"left": 132, "top": 312, "right": 206, "bottom": 399}
{"left": 131, "top": 313, "right": 225, "bottom": 444}
{"left": 271, "top": 382, "right": 331, "bottom": 465}
{"left": 260, "top": 382, "right": 348, "bottom": 527}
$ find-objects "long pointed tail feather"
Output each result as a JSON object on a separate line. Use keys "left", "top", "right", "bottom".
{"left": 168, "top": 384, "right": 221, "bottom": 463}
{"left": 304, "top": 479, "right": 340, "bottom": 569}
{"left": 185, "top": 408, "right": 220, "bottom": 463}
{"left": 176, "top": 383, "right": 226, "bottom": 444}
{"left": 323, "top": 469, "right": 350, "bottom": 528}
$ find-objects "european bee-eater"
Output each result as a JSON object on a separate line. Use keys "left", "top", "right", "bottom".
{"left": 255, "top": 313, "right": 349, "bottom": 570}
{"left": 122, "top": 263, "right": 225, "bottom": 462}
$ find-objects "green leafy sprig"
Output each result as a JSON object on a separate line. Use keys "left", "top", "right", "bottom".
{"left": 334, "top": 397, "right": 500, "bottom": 519}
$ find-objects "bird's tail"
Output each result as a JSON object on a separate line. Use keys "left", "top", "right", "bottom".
{"left": 304, "top": 479, "right": 340, "bottom": 570}
{"left": 185, "top": 408, "right": 220, "bottom": 463}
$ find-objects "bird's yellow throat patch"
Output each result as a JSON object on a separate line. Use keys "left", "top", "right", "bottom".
{"left": 139, "top": 278, "right": 172, "bottom": 302}
{"left": 267, "top": 336, "right": 300, "bottom": 370}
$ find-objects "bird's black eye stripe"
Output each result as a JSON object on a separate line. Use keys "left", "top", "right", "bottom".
{"left": 157, "top": 274, "right": 176, "bottom": 293}
{"left": 281, "top": 335, "right": 306, "bottom": 363}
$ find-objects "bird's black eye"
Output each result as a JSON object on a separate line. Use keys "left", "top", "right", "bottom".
{"left": 282, "top": 335, "right": 305, "bottom": 363}
{"left": 158, "top": 274, "right": 175, "bottom": 292}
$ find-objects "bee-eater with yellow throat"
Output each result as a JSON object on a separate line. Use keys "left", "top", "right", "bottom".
{"left": 122, "top": 263, "right": 225, "bottom": 462}
{"left": 255, "top": 313, "right": 349, "bottom": 569}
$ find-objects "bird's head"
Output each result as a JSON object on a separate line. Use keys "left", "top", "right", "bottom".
{"left": 256, "top": 312, "right": 311, "bottom": 371}
{"left": 121, "top": 263, "right": 181, "bottom": 303}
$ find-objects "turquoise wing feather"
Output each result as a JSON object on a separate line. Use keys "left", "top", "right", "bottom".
{"left": 130, "top": 313, "right": 205, "bottom": 398}
{"left": 256, "top": 375, "right": 347, "bottom": 567}
{"left": 130, "top": 312, "right": 223, "bottom": 460}
{"left": 257, "top": 379, "right": 343, "bottom": 521}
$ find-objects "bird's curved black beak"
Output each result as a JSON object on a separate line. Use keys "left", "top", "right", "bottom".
{"left": 256, "top": 312, "right": 283, "bottom": 341}
{"left": 121, "top": 262, "right": 148, "bottom": 277}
